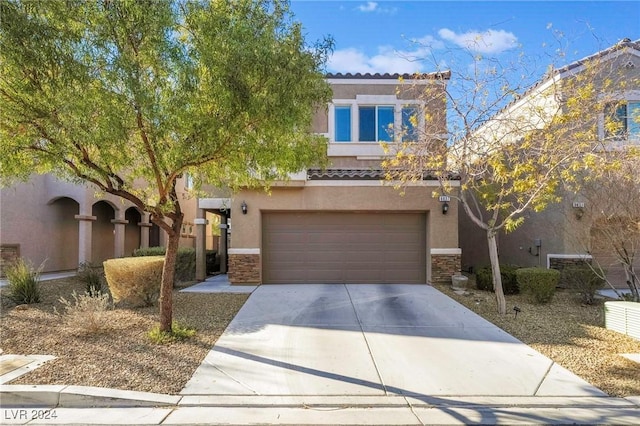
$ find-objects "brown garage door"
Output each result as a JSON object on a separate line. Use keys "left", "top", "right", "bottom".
{"left": 262, "top": 212, "right": 426, "bottom": 284}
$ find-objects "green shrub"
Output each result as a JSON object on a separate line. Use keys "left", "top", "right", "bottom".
{"left": 133, "top": 246, "right": 166, "bottom": 257}
{"left": 133, "top": 246, "right": 195, "bottom": 283}
{"left": 147, "top": 321, "right": 196, "bottom": 344}
{"left": 77, "top": 261, "right": 104, "bottom": 296}
{"left": 4, "top": 258, "right": 41, "bottom": 304}
{"left": 103, "top": 256, "right": 164, "bottom": 307}
{"left": 56, "top": 291, "right": 111, "bottom": 333}
{"left": 516, "top": 267, "right": 560, "bottom": 304}
{"left": 561, "top": 266, "right": 605, "bottom": 305}
{"left": 475, "top": 264, "right": 520, "bottom": 294}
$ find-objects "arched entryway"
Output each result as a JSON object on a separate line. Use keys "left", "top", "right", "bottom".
{"left": 46, "top": 197, "right": 80, "bottom": 271}
{"left": 92, "top": 201, "right": 116, "bottom": 264}
{"left": 124, "top": 207, "right": 142, "bottom": 256}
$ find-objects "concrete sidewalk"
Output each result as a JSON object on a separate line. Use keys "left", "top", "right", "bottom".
{"left": 1, "top": 283, "right": 639, "bottom": 425}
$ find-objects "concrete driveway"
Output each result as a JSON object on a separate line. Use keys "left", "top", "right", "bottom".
{"left": 181, "top": 284, "right": 605, "bottom": 398}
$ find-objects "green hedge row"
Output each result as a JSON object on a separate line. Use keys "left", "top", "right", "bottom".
{"left": 516, "top": 267, "right": 560, "bottom": 304}
{"left": 133, "top": 246, "right": 195, "bottom": 283}
{"left": 476, "top": 265, "right": 563, "bottom": 304}
{"left": 475, "top": 265, "right": 520, "bottom": 294}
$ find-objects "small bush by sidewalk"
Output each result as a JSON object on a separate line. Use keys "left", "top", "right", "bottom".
{"left": 104, "top": 256, "right": 163, "bottom": 306}
{"left": 516, "top": 267, "right": 560, "bottom": 304}
{"left": 476, "top": 264, "right": 520, "bottom": 294}
{"left": 56, "top": 291, "right": 112, "bottom": 334}
{"left": 561, "top": 265, "right": 605, "bottom": 305}
{"left": 133, "top": 246, "right": 195, "bottom": 283}
{"left": 4, "top": 258, "right": 42, "bottom": 304}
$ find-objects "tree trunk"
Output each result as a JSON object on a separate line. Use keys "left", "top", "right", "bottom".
{"left": 623, "top": 263, "right": 639, "bottom": 302}
{"left": 159, "top": 217, "right": 183, "bottom": 332}
{"left": 487, "top": 230, "right": 507, "bottom": 314}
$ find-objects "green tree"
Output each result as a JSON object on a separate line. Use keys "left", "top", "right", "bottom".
{"left": 384, "top": 39, "right": 637, "bottom": 314}
{"left": 0, "top": 0, "right": 332, "bottom": 332}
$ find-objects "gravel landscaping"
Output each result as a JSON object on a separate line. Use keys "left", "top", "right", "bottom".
{"left": 435, "top": 283, "right": 640, "bottom": 398}
{"left": 1, "top": 277, "right": 639, "bottom": 397}
{"left": 1, "top": 277, "right": 248, "bottom": 395}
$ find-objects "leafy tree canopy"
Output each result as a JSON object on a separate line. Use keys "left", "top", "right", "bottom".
{"left": 0, "top": 0, "right": 333, "bottom": 331}
{"left": 0, "top": 0, "right": 332, "bottom": 216}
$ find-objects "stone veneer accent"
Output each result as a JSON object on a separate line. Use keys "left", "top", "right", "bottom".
{"left": 549, "top": 256, "right": 592, "bottom": 271}
{"left": 431, "top": 254, "right": 461, "bottom": 284}
{"left": 228, "top": 254, "right": 261, "bottom": 284}
{"left": 0, "top": 244, "right": 20, "bottom": 278}
{"left": 548, "top": 255, "right": 594, "bottom": 288}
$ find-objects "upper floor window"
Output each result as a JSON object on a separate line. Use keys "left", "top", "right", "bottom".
{"left": 401, "top": 106, "right": 419, "bottom": 142}
{"left": 335, "top": 106, "right": 352, "bottom": 142}
{"left": 359, "top": 106, "right": 394, "bottom": 142}
{"left": 604, "top": 101, "right": 640, "bottom": 140}
{"left": 331, "top": 100, "right": 422, "bottom": 143}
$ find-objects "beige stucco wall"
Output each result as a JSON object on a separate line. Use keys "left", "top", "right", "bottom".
{"left": 1, "top": 174, "right": 197, "bottom": 272}
{"left": 230, "top": 184, "right": 458, "bottom": 250}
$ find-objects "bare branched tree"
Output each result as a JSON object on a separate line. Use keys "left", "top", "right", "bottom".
{"left": 383, "top": 39, "right": 639, "bottom": 314}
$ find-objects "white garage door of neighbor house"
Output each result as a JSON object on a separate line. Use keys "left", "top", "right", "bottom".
{"left": 262, "top": 212, "right": 426, "bottom": 284}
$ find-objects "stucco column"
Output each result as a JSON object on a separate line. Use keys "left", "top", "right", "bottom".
{"left": 195, "top": 209, "right": 208, "bottom": 281}
{"left": 219, "top": 216, "right": 228, "bottom": 274}
{"left": 75, "top": 211, "right": 96, "bottom": 266}
{"left": 138, "top": 213, "right": 152, "bottom": 249}
{"left": 111, "top": 219, "right": 127, "bottom": 258}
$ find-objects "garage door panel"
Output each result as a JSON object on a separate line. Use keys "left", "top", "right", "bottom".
{"left": 262, "top": 212, "right": 426, "bottom": 284}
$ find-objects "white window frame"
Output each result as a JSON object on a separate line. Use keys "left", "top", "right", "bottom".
{"left": 598, "top": 91, "right": 640, "bottom": 144}
{"left": 328, "top": 96, "right": 424, "bottom": 144}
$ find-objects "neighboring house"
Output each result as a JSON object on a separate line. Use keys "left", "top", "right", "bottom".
{"left": 194, "top": 72, "right": 461, "bottom": 285}
{"left": 0, "top": 174, "right": 197, "bottom": 275}
{"left": 460, "top": 39, "right": 640, "bottom": 288}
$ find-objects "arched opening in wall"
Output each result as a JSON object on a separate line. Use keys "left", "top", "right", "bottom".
{"left": 46, "top": 197, "right": 79, "bottom": 271}
{"left": 124, "top": 207, "right": 142, "bottom": 256}
{"left": 149, "top": 222, "right": 161, "bottom": 247}
{"left": 92, "top": 201, "right": 115, "bottom": 264}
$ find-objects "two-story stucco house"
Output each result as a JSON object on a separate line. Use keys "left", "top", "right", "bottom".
{"left": 193, "top": 72, "right": 462, "bottom": 286}
{"left": 460, "top": 39, "right": 640, "bottom": 288}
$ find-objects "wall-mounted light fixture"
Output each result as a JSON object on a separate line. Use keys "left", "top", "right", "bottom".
{"left": 241, "top": 201, "right": 248, "bottom": 215}
{"left": 572, "top": 201, "right": 585, "bottom": 220}
{"left": 439, "top": 195, "right": 450, "bottom": 215}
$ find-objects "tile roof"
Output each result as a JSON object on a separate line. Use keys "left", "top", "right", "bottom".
{"left": 306, "top": 168, "right": 459, "bottom": 181}
{"left": 552, "top": 38, "right": 640, "bottom": 76}
{"left": 326, "top": 71, "right": 451, "bottom": 80}
{"left": 475, "top": 38, "right": 640, "bottom": 130}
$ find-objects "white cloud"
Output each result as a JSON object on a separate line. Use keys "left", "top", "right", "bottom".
{"left": 328, "top": 48, "right": 376, "bottom": 74}
{"left": 355, "top": 1, "right": 397, "bottom": 14}
{"left": 328, "top": 45, "right": 428, "bottom": 74}
{"left": 438, "top": 28, "right": 518, "bottom": 54}
{"left": 326, "top": 28, "right": 517, "bottom": 74}
{"left": 357, "top": 2, "right": 378, "bottom": 12}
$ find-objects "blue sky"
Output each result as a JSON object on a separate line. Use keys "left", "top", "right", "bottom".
{"left": 290, "top": 1, "right": 640, "bottom": 74}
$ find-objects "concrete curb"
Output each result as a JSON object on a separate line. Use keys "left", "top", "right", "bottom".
{"left": 0, "top": 385, "right": 180, "bottom": 408}
{"left": 2, "top": 387, "right": 640, "bottom": 425}
{"left": 2, "top": 385, "right": 640, "bottom": 410}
